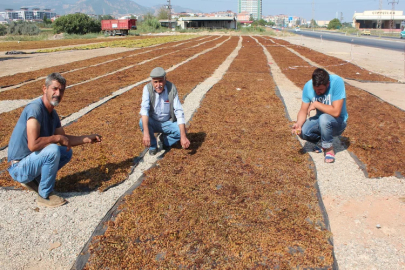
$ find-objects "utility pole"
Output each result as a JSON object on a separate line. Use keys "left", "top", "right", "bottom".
{"left": 312, "top": 0, "right": 314, "bottom": 31}
{"left": 340, "top": 12, "right": 343, "bottom": 23}
{"left": 166, "top": 0, "right": 172, "bottom": 30}
{"left": 387, "top": 0, "right": 399, "bottom": 32}
{"left": 377, "top": 0, "right": 383, "bottom": 29}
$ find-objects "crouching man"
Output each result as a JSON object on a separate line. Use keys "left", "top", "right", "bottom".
{"left": 291, "top": 68, "right": 348, "bottom": 163}
{"left": 7, "top": 73, "right": 102, "bottom": 207}
{"left": 139, "top": 67, "right": 190, "bottom": 155}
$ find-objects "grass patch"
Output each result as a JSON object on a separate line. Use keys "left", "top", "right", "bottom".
{"left": 36, "top": 35, "right": 196, "bottom": 52}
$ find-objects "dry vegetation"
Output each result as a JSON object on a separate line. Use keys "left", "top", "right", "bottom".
{"left": 257, "top": 36, "right": 405, "bottom": 178}
{"left": 84, "top": 36, "right": 333, "bottom": 269}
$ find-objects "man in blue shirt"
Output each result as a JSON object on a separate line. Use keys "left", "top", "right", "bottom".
{"left": 291, "top": 68, "right": 348, "bottom": 163}
{"left": 7, "top": 73, "right": 102, "bottom": 207}
{"left": 139, "top": 67, "right": 190, "bottom": 155}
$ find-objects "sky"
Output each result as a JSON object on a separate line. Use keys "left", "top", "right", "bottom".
{"left": 135, "top": 0, "right": 405, "bottom": 22}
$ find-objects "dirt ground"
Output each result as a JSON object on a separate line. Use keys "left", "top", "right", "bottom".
{"left": 0, "top": 47, "right": 135, "bottom": 77}
{"left": 276, "top": 33, "right": 405, "bottom": 269}
{"left": 0, "top": 33, "right": 404, "bottom": 268}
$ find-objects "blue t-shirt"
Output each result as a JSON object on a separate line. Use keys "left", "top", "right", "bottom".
{"left": 302, "top": 74, "right": 348, "bottom": 122}
{"left": 8, "top": 98, "right": 61, "bottom": 161}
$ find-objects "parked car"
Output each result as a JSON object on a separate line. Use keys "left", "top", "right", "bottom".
{"left": 295, "top": 27, "right": 301, "bottom": 32}
{"left": 401, "top": 30, "right": 405, "bottom": 39}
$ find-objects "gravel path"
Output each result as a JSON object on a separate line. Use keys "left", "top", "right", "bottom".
{"left": 254, "top": 36, "right": 405, "bottom": 270}
{"left": 1, "top": 34, "right": 404, "bottom": 269}
{"left": 0, "top": 36, "right": 241, "bottom": 270}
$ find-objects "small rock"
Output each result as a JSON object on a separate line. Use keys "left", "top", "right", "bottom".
{"left": 356, "top": 72, "right": 360, "bottom": 75}
{"left": 49, "top": 242, "right": 61, "bottom": 251}
{"left": 236, "top": 88, "right": 241, "bottom": 91}
{"left": 53, "top": 213, "right": 58, "bottom": 218}
{"left": 376, "top": 224, "right": 381, "bottom": 229}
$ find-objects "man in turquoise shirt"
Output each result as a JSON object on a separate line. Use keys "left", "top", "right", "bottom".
{"left": 292, "top": 68, "right": 348, "bottom": 163}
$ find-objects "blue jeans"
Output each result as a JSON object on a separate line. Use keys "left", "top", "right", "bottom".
{"left": 300, "top": 114, "right": 347, "bottom": 149}
{"left": 139, "top": 118, "right": 180, "bottom": 150}
{"left": 7, "top": 144, "right": 72, "bottom": 199}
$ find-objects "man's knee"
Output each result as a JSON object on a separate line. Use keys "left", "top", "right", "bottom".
{"left": 170, "top": 123, "right": 180, "bottom": 137}
{"left": 43, "top": 144, "right": 61, "bottom": 162}
{"left": 64, "top": 148, "right": 73, "bottom": 162}
{"left": 318, "top": 114, "right": 335, "bottom": 129}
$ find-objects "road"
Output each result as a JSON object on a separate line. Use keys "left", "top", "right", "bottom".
{"left": 287, "top": 29, "right": 405, "bottom": 52}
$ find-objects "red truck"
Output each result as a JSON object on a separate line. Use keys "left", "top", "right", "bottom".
{"left": 101, "top": 19, "right": 137, "bottom": 36}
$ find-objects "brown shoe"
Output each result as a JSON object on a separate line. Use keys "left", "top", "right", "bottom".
{"left": 21, "top": 181, "right": 39, "bottom": 193}
{"left": 37, "top": 193, "right": 67, "bottom": 208}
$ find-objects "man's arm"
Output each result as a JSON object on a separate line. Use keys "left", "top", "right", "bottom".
{"left": 140, "top": 86, "right": 151, "bottom": 147}
{"left": 27, "top": 118, "right": 68, "bottom": 152}
{"left": 307, "top": 99, "right": 343, "bottom": 118}
{"left": 141, "top": 115, "right": 151, "bottom": 147}
{"left": 54, "top": 127, "right": 101, "bottom": 147}
{"left": 292, "top": 102, "right": 310, "bottom": 134}
{"left": 178, "top": 123, "right": 190, "bottom": 149}
{"left": 172, "top": 93, "right": 190, "bottom": 148}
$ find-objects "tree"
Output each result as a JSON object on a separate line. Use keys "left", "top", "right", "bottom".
{"left": 43, "top": 14, "right": 52, "bottom": 25}
{"left": 249, "top": 14, "right": 254, "bottom": 21}
{"left": 327, "top": 18, "right": 342, "bottom": 30}
{"left": 310, "top": 19, "right": 318, "bottom": 28}
{"left": 7, "top": 21, "right": 40, "bottom": 35}
{"left": 53, "top": 13, "right": 101, "bottom": 34}
{"left": 98, "top": 15, "right": 115, "bottom": 21}
{"left": 0, "top": 24, "right": 6, "bottom": 36}
{"left": 157, "top": 6, "right": 169, "bottom": 20}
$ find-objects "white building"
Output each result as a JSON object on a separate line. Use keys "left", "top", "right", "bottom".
{"left": 238, "top": 0, "right": 262, "bottom": 20}
{"left": 0, "top": 8, "right": 56, "bottom": 22}
{"left": 353, "top": 10, "right": 405, "bottom": 29}
{"left": 177, "top": 17, "right": 237, "bottom": 30}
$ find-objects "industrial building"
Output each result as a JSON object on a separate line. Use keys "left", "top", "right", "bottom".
{"left": 177, "top": 17, "right": 237, "bottom": 30}
{"left": 238, "top": 0, "right": 262, "bottom": 20}
{"left": 0, "top": 8, "right": 56, "bottom": 22}
{"left": 353, "top": 10, "right": 405, "bottom": 30}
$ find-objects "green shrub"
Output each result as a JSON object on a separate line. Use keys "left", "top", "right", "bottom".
{"left": 53, "top": 13, "right": 101, "bottom": 35}
{"left": 7, "top": 21, "right": 40, "bottom": 35}
{"left": 0, "top": 24, "right": 6, "bottom": 36}
{"left": 327, "top": 18, "right": 342, "bottom": 30}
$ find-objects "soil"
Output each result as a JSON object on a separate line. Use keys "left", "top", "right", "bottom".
{"left": 257, "top": 36, "right": 405, "bottom": 179}
{"left": 0, "top": 36, "right": 223, "bottom": 150}
{"left": 0, "top": 33, "right": 404, "bottom": 269}
{"left": 0, "top": 36, "right": 236, "bottom": 191}
{"left": 84, "top": 36, "right": 333, "bottom": 269}
{"left": 0, "top": 36, "right": 152, "bottom": 52}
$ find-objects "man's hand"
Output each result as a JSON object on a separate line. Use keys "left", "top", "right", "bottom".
{"left": 84, "top": 134, "right": 102, "bottom": 144}
{"left": 291, "top": 123, "right": 302, "bottom": 135}
{"left": 180, "top": 136, "right": 190, "bottom": 149}
{"left": 307, "top": 101, "right": 317, "bottom": 117}
{"left": 58, "top": 134, "right": 71, "bottom": 151}
{"left": 143, "top": 134, "right": 151, "bottom": 147}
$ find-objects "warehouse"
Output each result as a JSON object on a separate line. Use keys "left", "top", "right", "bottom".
{"left": 177, "top": 17, "right": 237, "bottom": 30}
{"left": 353, "top": 10, "right": 405, "bottom": 30}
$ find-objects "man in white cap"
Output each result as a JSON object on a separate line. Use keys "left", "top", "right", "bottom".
{"left": 139, "top": 67, "right": 190, "bottom": 155}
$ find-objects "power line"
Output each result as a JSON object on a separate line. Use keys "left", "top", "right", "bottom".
{"left": 166, "top": 0, "right": 172, "bottom": 29}
{"left": 387, "top": 0, "right": 399, "bottom": 31}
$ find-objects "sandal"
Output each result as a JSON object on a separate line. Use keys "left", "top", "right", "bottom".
{"left": 324, "top": 152, "right": 335, "bottom": 163}
{"left": 313, "top": 146, "right": 323, "bottom": 153}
